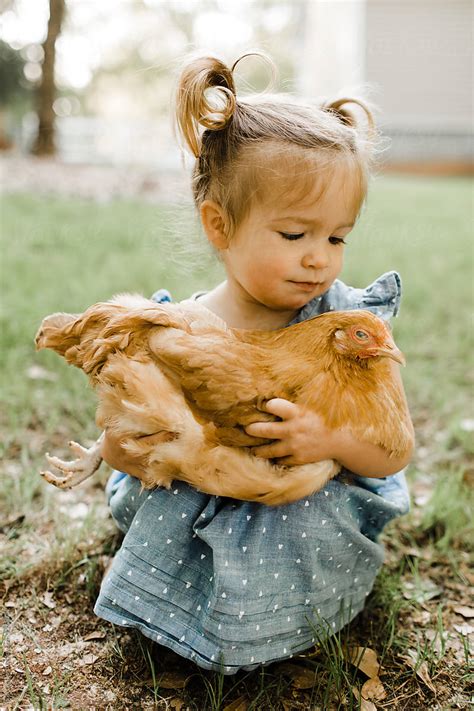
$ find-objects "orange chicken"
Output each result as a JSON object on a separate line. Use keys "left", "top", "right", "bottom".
{"left": 35, "top": 294, "right": 412, "bottom": 505}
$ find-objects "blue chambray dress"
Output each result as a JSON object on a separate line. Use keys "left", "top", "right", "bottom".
{"left": 94, "top": 271, "right": 410, "bottom": 673}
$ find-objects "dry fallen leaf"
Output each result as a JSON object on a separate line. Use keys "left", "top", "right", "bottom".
{"left": 412, "top": 610, "right": 431, "bottom": 625}
{"left": 223, "top": 695, "right": 250, "bottom": 711}
{"left": 41, "top": 591, "right": 56, "bottom": 609}
{"left": 352, "top": 686, "right": 377, "bottom": 710}
{"left": 83, "top": 631, "right": 106, "bottom": 641}
{"left": 42, "top": 666, "right": 52, "bottom": 676}
{"left": 401, "top": 650, "right": 436, "bottom": 693}
{"left": 9, "top": 632, "right": 24, "bottom": 645}
{"left": 454, "top": 605, "right": 474, "bottom": 619}
{"left": 347, "top": 647, "right": 380, "bottom": 678}
{"left": 277, "top": 662, "right": 318, "bottom": 689}
{"left": 169, "top": 699, "right": 186, "bottom": 711}
{"left": 402, "top": 578, "right": 442, "bottom": 604}
{"left": 453, "top": 623, "right": 474, "bottom": 636}
{"left": 361, "top": 677, "right": 387, "bottom": 701}
{"left": 155, "top": 671, "right": 190, "bottom": 689}
{"left": 82, "top": 653, "right": 99, "bottom": 666}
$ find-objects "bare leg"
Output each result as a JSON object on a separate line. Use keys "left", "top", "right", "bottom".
{"left": 40, "top": 432, "right": 105, "bottom": 489}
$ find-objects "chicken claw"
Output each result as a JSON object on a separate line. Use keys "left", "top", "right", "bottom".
{"left": 40, "top": 433, "right": 104, "bottom": 489}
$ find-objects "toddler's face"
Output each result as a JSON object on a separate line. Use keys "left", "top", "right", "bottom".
{"left": 222, "top": 162, "right": 360, "bottom": 312}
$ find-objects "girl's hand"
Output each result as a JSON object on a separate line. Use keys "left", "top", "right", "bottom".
{"left": 245, "top": 398, "right": 335, "bottom": 466}
{"left": 245, "top": 398, "right": 413, "bottom": 477}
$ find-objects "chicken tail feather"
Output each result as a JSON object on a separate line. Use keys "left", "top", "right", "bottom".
{"left": 35, "top": 312, "right": 79, "bottom": 355}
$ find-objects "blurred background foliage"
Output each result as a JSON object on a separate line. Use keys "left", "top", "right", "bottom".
{"left": 0, "top": 0, "right": 301, "bottom": 160}
{"left": 0, "top": 0, "right": 472, "bottom": 170}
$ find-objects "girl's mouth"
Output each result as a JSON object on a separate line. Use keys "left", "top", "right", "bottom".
{"left": 290, "top": 281, "right": 322, "bottom": 292}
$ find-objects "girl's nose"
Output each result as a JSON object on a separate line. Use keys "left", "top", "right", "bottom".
{"left": 301, "top": 246, "right": 329, "bottom": 270}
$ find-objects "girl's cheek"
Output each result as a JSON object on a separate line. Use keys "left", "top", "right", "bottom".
{"left": 332, "top": 255, "right": 344, "bottom": 276}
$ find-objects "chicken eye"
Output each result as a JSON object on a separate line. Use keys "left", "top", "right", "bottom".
{"left": 355, "top": 330, "right": 369, "bottom": 340}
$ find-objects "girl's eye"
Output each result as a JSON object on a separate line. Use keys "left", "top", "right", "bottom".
{"left": 329, "top": 236, "right": 347, "bottom": 245}
{"left": 279, "top": 232, "right": 305, "bottom": 241}
{"left": 355, "top": 330, "right": 369, "bottom": 340}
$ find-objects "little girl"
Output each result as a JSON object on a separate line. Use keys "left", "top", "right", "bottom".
{"left": 95, "top": 54, "right": 414, "bottom": 673}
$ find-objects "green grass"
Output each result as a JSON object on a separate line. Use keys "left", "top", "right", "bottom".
{"left": 419, "top": 467, "right": 473, "bottom": 551}
{"left": 1, "top": 194, "right": 222, "bottom": 433}
{"left": 345, "top": 175, "right": 473, "bottom": 416}
{"left": 1, "top": 176, "right": 473, "bottom": 709}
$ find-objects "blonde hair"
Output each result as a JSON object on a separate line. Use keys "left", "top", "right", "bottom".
{"left": 175, "top": 53, "right": 378, "bottom": 235}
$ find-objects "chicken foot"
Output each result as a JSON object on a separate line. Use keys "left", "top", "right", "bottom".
{"left": 41, "top": 432, "right": 104, "bottom": 489}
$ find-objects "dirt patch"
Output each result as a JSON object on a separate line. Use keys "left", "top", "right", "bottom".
{"left": 2, "top": 547, "right": 472, "bottom": 710}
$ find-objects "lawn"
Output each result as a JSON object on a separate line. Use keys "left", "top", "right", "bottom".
{"left": 1, "top": 176, "right": 473, "bottom": 709}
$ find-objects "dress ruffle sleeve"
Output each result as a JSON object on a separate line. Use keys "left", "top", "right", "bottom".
{"left": 292, "top": 271, "right": 402, "bottom": 324}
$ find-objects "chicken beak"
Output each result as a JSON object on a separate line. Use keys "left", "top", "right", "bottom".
{"left": 376, "top": 344, "right": 406, "bottom": 366}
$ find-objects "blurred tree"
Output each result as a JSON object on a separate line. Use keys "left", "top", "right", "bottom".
{"left": 0, "top": 39, "right": 29, "bottom": 149}
{"left": 31, "top": 0, "right": 65, "bottom": 156}
{"left": 85, "top": 1, "right": 299, "bottom": 121}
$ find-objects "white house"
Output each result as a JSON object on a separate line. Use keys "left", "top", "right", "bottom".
{"left": 298, "top": 0, "right": 472, "bottom": 171}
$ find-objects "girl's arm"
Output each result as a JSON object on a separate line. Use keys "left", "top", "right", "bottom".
{"left": 245, "top": 398, "right": 414, "bottom": 478}
{"left": 315, "top": 425, "right": 414, "bottom": 478}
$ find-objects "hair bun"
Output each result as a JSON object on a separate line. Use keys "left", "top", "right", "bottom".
{"left": 176, "top": 56, "right": 236, "bottom": 157}
{"left": 323, "top": 97, "right": 375, "bottom": 140}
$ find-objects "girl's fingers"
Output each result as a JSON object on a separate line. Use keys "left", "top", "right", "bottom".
{"left": 245, "top": 421, "right": 284, "bottom": 439}
{"left": 251, "top": 442, "right": 290, "bottom": 459}
{"left": 264, "top": 398, "right": 298, "bottom": 419}
{"left": 246, "top": 398, "right": 297, "bottom": 438}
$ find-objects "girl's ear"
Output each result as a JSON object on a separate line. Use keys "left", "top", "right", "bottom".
{"left": 200, "top": 200, "right": 229, "bottom": 250}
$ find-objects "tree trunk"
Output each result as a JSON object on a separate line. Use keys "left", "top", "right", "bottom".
{"left": 0, "top": 109, "right": 12, "bottom": 151}
{"left": 31, "top": 0, "right": 66, "bottom": 156}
